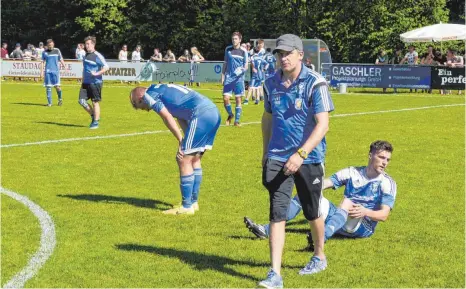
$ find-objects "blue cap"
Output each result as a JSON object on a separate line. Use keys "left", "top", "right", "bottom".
{"left": 15, "top": 43, "right": 21, "bottom": 47}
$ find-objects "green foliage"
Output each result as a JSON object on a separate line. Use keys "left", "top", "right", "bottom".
{"left": 0, "top": 0, "right": 463, "bottom": 61}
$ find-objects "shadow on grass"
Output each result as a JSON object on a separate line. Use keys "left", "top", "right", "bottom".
{"left": 57, "top": 194, "right": 172, "bottom": 210}
{"left": 228, "top": 235, "right": 262, "bottom": 241}
{"left": 12, "top": 102, "right": 46, "bottom": 106}
{"left": 116, "top": 243, "right": 302, "bottom": 281}
{"left": 116, "top": 243, "right": 264, "bottom": 281}
{"left": 36, "top": 121, "right": 86, "bottom": 128}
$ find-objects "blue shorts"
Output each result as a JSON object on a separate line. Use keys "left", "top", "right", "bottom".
{"left": 250, "top": 79, "right": 263, "bottom": 88}
{"left": 223, "top": 81, "right": 245, "bottom": 97}
{"left": 44, "top": 72, "right": 60, "bottom": 87}
{"left": 181, "top": 108, "right": 221, "bottom": 155}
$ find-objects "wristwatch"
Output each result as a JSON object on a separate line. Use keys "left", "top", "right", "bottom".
{"left": 297, "top": 148, "right": 308, "bottom": 159}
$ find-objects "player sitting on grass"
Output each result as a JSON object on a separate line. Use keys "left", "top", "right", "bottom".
{"left": 245, "top": 140, "right": 397, "bottom": 250}
{"left": 130, "top": 84, "right": 221, "bottom": 215}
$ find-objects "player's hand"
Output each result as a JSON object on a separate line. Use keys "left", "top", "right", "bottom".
{"left": 348, "top": 204, "right": 367, "bottom": 218}
{"left": 176, "top": 144, "right": 184, "bottom": 161}
{"left": 253, "top": 68, "right": 258, "bottom": 73}
{"left": 91, "top": 71, "right": 98, "bottom": 76}
{"left": 40, "top": 71, "right": 44, "bottom": 79}
{"left": 283, "top": 152, "right": 304, "bottom": 176}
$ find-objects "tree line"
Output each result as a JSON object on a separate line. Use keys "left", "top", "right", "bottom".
{"left": 2, "top": 0, "right": 464, "bottom": 62}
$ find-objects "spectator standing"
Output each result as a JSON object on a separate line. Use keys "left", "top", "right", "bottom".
{"left": 400, "top": 45, "right": 419, "bottom": 65}
{"left": 1, "top": 43, "right": 9, "bottom": 59}
{"left": 10, "top": 43, "right": 23, "bottom": 59}
{"left": 150, "top": 48, "right": 162, "bottom": 62}
{"left": 119, "top": 44, "right": 128, "bottom": 62}
{"left": 190, "top": 47, "right": 204, "bottom": 87}
{"left": 375, "top": 49, "right": 388, "bottom": 93}
{"left": 178, "top": 49, "right": 191, "bottom": 62}
{"left": 132, "top": 45, "right": 143, "bottom": 62}
{"left": 163, "top": 49, "right": 176, "bottom": 63}
{"left": 305, "top": 57, "right": 315, "bottom": 70}
{"left": 23, "top": 44, "right": 33, "bottom": 61}
{"left": 76, "top": 43, "right": 86, "bottom": 60}
{"left": 36, "top": 42, "right": 45, "bottom": 59}
{"left": 446, "top": 48, "right": 464, "bottom": 95}
{"left": 400, "top": 45, "right": 419, "bottom": 92}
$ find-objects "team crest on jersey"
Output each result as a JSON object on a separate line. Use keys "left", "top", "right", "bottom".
{"left": 371, "top": 182, "right": 379, "bottom": 192}
{"left": 298, "top": 82, "right": 305, "bottom": 94}
{"left": 294, "top": 98, "right": 303, "bottom": 110}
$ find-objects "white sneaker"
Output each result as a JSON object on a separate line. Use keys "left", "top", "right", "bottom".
{"left": 162, "top": 206, "right": 195, "bottom": 215}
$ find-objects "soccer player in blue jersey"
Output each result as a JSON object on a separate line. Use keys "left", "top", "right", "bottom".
{"left": 129, "top": 84, "right": 221, "bottom": 215}
{"left": 40, "top": 39, "right": 67, "bottom": 106}
{"left": 221, "top": 31, "right": 248, "bottom": 126}
{"left": 78, "top": 36, "right": 109, "bottom": 129}
{"left": 264, "top": 48, "right": 277, "bottom": 79}
{"left": 245, "top": 140, "right": 397, "bottom": 249}
{"left": 244, "top": 51, "right": 268, "bottom": 105}
{"left": 259, "top": 34, "right": 334, "bottom": 288}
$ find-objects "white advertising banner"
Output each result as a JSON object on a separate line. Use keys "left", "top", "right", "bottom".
{"left": 1, "top": 60, "right": 82, "bottom": 78}
{"left": 1, "top": 60, "right": 250, "bottom": 83}
{"left": 103, "top": 61, "right": 144, "bottom": 81}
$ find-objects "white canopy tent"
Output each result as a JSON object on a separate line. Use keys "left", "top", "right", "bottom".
{"left": 400, "top": 23, "right": 466, "bottom": 43}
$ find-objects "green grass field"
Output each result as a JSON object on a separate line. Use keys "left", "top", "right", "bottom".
{"left": 1, "top": 81, "right": 465, "bottom": 288}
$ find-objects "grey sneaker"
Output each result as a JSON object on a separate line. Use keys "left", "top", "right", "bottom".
{"left": 299, "top": 256, "right": 327, "bottom": 275}
{"left": 258, "top": 268, "right": 283, "bottom": 289}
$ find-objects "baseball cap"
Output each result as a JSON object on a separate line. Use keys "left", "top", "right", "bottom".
{"left": 273, "top": 34, "right": 303, "bottom": 54}
{"left": 15, "top": 43, "right": 21, "bottom": 47}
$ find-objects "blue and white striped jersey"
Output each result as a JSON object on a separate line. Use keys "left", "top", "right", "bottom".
{"left": 143, "top": 84, "right": 217, "bottom": 121}
{"left": 223, "top": 45, "right": 248, "bottom": 85}
{"left": 42, "top": 48, "right": 63, "bottom": 73}
{"left": 264, "top": 64, "right": 334, "bottom": 164}
{"left": 330, "top": 166, "right": 397, "bottom": 210}
{"left": 83, "top": 51, "right": 108, "bottom": 84}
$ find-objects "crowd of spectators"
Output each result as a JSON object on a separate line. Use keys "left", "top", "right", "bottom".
{"left": 375, "top": 45, "right": 465, "bottom": 94}
{"left": 116, "top": 45, "right": 205, "bottom": 64}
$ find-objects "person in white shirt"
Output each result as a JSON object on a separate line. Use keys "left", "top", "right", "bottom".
{"left": 132, "top": 45, "right": 143, "bottom": 62}
{"left": 119, "top": 44, "right": 128, "bottom": 62}
{"left": 36, "top": 42, "right": 45, "bottom": 59}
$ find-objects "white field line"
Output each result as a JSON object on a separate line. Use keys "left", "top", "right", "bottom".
{"left": 1, "top": 103, "right": 464, "bottom": 149}
{"left": 1, "top": 187, "right": 56, "bottom": 288}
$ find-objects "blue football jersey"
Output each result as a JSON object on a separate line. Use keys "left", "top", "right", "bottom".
{"left": 143, "top": 84, "right": 217, "bottom": 121}
{"left": 264, "top": 53, "right": 277, "bottom": 75}
{"left": 330, "top": 166, "right": 397, "bottom": 210}
{"left": 251, "top": 55, "right": 268, "bottom": 81}
{"left": 223, "top": 45, "right": 248, "bottom": 85}
{"left": 42, "top": 48, "right": 63, "bottom": 73}
{"left": 264, "top": 64, "right": 334, "bottom": 164}
{"left": 83, "top": 51, "right": 108, "bottom": 84}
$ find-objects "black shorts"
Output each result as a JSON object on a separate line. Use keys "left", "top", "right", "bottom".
{"left": 80, "top": 83, "right": 102, "bottom": 102}
{"left": 262, "top": 159, "right": 324, "bottom": 222}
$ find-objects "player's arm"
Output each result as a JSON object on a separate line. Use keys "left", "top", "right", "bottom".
{"left": 399, "top": 56, "right": 407, "bottom": 64}
{"left": 322, "top": 178, "right": 334, "bottom": 190}
{"left": 349, "top": 204, "right": 391, "bottom": 222}
{"left": 157, "top": 107, "right": 183, "bottom": 143}
{"left": 221, "top": 49, "right": 227, "bottom": 84}
{"left": 262, "top": 86, "right": 273, "bottom": 166}
{"left": 58, "top": 49, "right": 67, "bottom": 70}
{"left": 92, "top": 54, "right": 109, "bottom": 76}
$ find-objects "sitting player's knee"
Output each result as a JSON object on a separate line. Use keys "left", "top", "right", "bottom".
{"left": 78, "top": 98, "right": 89, "bottom": 108}
{"left": 343, "top": 217, "right": 362, "bottom": 233}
